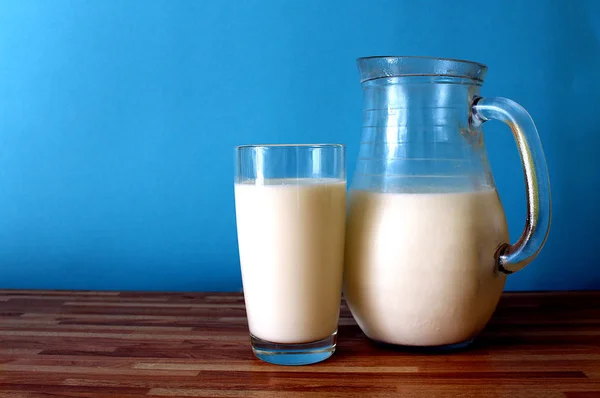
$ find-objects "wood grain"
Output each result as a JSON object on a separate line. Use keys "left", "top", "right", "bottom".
{"left": 0, "top": 290, "right": 599, "bottom": 397}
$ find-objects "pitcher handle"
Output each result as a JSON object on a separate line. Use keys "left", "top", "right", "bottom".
{"left": 471, "top": 97, "right": 552, "bottom": 274}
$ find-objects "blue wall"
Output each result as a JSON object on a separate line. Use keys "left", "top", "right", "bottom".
{"left": 0, "top": 0, "right": 598, "bottom": 291}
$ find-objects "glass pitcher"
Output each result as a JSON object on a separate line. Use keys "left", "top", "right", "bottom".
{"left": 344, "top": 56, "right": 551, "bottom": 349}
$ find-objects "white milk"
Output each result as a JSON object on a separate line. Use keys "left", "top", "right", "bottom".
{"left": 344, "top": 188, "right": 509, "bottom": 346}
{"left": 235, "top": 179, "right": 346, "bottom": 344}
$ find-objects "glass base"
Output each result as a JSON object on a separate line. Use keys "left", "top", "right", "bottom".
{"left": 372, "top": 337, "right": 475, "bottom": 353}
{"left": 250, "top": 331, "right": 337, "bottom": 366}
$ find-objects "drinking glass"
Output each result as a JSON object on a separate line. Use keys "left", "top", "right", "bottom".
{"left": 234, "top": 144, "right": 346, "bottom": 365}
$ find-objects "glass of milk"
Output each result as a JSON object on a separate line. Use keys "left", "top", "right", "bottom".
{"left": 234, "top": 144, "right": 346, "bottom": 365}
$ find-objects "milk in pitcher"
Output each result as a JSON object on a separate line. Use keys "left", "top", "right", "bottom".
{"left": 344, "top": 188, "right": 509, "bottom": 346}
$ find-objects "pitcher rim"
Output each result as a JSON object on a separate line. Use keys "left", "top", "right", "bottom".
{"left": 234, "top": 144, "right": 345, "bottom": 151}
{"left": 357, "top": 55, "right": 487, "bottom": 70}
{"left": 357, "top": 56, "right": 488, "bottom": 83}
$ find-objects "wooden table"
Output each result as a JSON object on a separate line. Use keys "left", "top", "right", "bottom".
{"left": 0, "top": 290, "right": 599, "bottom": 397}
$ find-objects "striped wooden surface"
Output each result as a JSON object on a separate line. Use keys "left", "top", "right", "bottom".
{"left": 0, "top": 290, "right": 599, "bottom": 397}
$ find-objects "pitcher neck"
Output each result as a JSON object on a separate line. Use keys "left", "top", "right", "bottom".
{"left": 354, "top": 58, "right": 494, "bottom": 192}
{"left": 361, "top": 78, "right": 482, "bottom": 144}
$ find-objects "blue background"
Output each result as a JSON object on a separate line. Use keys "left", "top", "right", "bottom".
{"left": 0, "top": 0, "right": 598, "bottom": 291}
